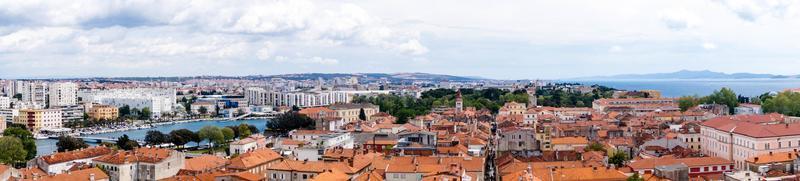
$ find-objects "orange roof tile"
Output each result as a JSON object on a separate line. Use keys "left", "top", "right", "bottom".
{"left": 228, "top": 148, "right": 282, "bottom": 170}
{"left": 185, "top": 155, "right": 228, "bottom": 172}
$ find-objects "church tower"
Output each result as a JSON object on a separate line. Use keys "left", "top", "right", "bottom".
{"left": 455, "top": 89, "right": 464, "bottom": 114}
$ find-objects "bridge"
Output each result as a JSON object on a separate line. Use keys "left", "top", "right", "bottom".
{"left": 49, "top": 136, "right": 145, "bottom": 144}
{"left": 227, "top": 111, "right": 282, "bottom": 120}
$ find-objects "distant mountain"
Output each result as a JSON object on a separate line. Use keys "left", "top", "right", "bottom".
{"left": 573, "top": 70, "right": 797, "bottom": 80}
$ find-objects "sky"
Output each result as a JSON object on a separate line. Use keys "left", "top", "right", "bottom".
{"left": 1, "top": 0, "right": 800, "bottom": 80}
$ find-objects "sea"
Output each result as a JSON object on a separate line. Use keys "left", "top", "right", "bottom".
{"left": 566, "top": 79, "right": 800, "bottom": 97}
{"left": 35, "top": 119, "right": 268, "bottom": 156}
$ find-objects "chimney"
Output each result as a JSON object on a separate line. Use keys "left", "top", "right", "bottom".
{"left": 754, "top": 157, "right": 759, "bottom": 163}
{"left": 770, "top": 152, "right": 773, "bottom": 155}
{"left": 90, "top": 173, "right": 95, "bottom": 181}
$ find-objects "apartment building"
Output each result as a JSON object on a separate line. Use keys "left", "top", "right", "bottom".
{"left": 14, "top": 109, "right": 62, "bottom": 132}
{"left": 88, "top": 104, "right": 119, "bottom": 120}
{"left": 48, "top": 82, "right": 78, "bottom": 107}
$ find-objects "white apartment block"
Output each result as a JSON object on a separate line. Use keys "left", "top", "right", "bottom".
{"left": 244, "top": 87, "right": 351, "bottom": 108}
{"left": 19, "top": 82, "right": 48, "bottom": 108}
{"left": 79, "top": 88, "right": 176, "bottom": 118}
{"left": 48, "top": 82, "right": 78, "bottom": 107}
{"left": 0, "top": 96, "right": 9, "bottom": 109}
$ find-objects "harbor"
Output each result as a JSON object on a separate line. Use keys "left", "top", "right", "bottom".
{"left": 34, "top": 118, "right": 269, "bottom": 156}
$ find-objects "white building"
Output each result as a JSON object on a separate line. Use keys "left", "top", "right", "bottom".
{"left": 19, "top": 82, "right": 48, "bottom": 108}
{"left": 0, "top": 96, "right": 9, "bottom": 109}
{"left": 79, "top": 88, "right": 176, "bottom": 118}
{"left": 48, "top": 82, "right": 78, "bottom": 107}
{"left": 0, "top": 109, "right": 18, "bottom": 123}
{"left": 244, "top": 87, "right": 351, "bottom": 108}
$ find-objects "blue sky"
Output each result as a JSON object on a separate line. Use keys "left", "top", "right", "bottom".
{"left": 1, "top": 0, "right": 800, "bottom": 79}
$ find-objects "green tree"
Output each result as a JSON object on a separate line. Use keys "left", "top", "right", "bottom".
{"left": 267, "top": 112, "right": 315, "bottom": 133}
{"left": 3, "top": 127, "right": 36, "bottom": 160}
{"left": 248, "top": 125, "right": 259, "bottom": 134}
{"left": 12, "top": 93, "right": 22, "bottom": 100}
{"left": 140, "top": 107, "right": 152, "bottom": 120}
{"left": 0, "top": 137, "right": 27, "bottom": 165}
{"left": 56, "top": 136, "right": 89, "bottom": 152}
{"left": 627, "top": 173, "right": 644, "bottom": 181}
{"left": 198, "top": 106, "right": 208, "bottom": 115}
{"left": 358, "top": 108, "right": 367, "bottom": 121}
{"left": 145, "top": 130, "right": 168, "bottom": 146}
{"left": 119, "top": 105, "right": 131, "bottom": 118}
{"left": 238, "top": 124, "right": 252, "bottom": 138}
{"left": 584, "top": 142, "right": 606, "bottom": 152}
{"left": 678, "top": 95, "right": 702, "bottom": 112}
{"left": 221, "top": 127, "right": 235, "bottom": 142}
{"left": 169, "top": 129, "right": 195, "bottom": 148}
{"left": 608, "top": 151, "right": 629, "bottom": 167}
{"left": 198, "top": 126, "right": 224, "bottom": 152}
{"left": 704, "top": 88, "right": 739, "bottom": 113}
{"left": 762, "top": 91, "right": 800, "bottom": 116}
{"left": 116, "top": 134, "right": 139, "bottom": 150}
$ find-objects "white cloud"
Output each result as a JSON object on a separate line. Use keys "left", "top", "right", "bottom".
{"left": 659, "top": 9, "right": 702, "bottom": 31}
{"left": 715, "top": 0, "right": 799, "bottom": 22}
{"left": 702, "top": 42, "right": 718, "bottom": 50}
{"left": 609, "top": 45, "right": 623, "bottom": 52}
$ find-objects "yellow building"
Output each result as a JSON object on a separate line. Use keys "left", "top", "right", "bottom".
{"left": 89, "top": 104, "right": 119, "bottom": 121}
{"left": 327, "top": 103, "right": 379, "bottom": 122}
{"left": 14, "top": 109, "right": 63, "bottom": 132}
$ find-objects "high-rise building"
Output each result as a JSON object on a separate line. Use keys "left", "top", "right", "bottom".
{"left": 48, "top": 82, "right": 79, "bottom": 107}
{"left": 20, "top": 82, "right": 48, "bottom": 108}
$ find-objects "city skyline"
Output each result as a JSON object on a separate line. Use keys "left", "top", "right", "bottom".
{"left": 3, "top": 0, "right": 800, "bottom": 79}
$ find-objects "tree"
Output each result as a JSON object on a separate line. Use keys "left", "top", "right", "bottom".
{"left": 358, "top": 108, "right": 367, "bottom": 121}
{"left": 238, "top": 124, "right": 252, "bottom": 138}
{"left": 608, "top": 151, "right": 629, "bottom": 167}
{"left": 198, "top": 106, "right": 208, "bottom": 115}
{"left": 248, "top": 125, "right": 259, "bottom": 134}
{"left": 169, "top": 129, "right": 195, "bottom": 148}
{"left": 221, "top": 127, "right": 235, "bottom": 142}
{"left": 584, "top": 142, "right": 606, "bottom": 152}
{"left": 119, "top": 105, "right": 131, "bottom": 118}
{"left": 678, "top": 95, "right": 702, "bottom": 112}
{"left": 761, "top": 91, "right": 800, "bottom": 116}
{"left": 140, "top": 107, "right": 152, "bottom": 120}
{"left": 0, "top": 137, "right": 26, "bottom": 165}
{"left": 116, "top": 134, "right": 139, "bottom": 150}
{"left": 56, "top": 136, "right": 88, "bottom": 152}
{"left": 145, "top": 130, "right": 168, "bottom": 146}
{"left": 3, "top": 127, "right": 36, "bottom": 160}
{"left": 627, "top": 173, "right": 644, "bottom": 181}
{"left": 198, "top": 126, "right": 224, "bottom": 152}
{"left": 704, "top": 88, "right": 739, "bottom": 113}
{"left": 266, "top": 112, "right": 315, "bottom": 134}
{"left": 12, "top": 93, "right": 22, "bottom": 100}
